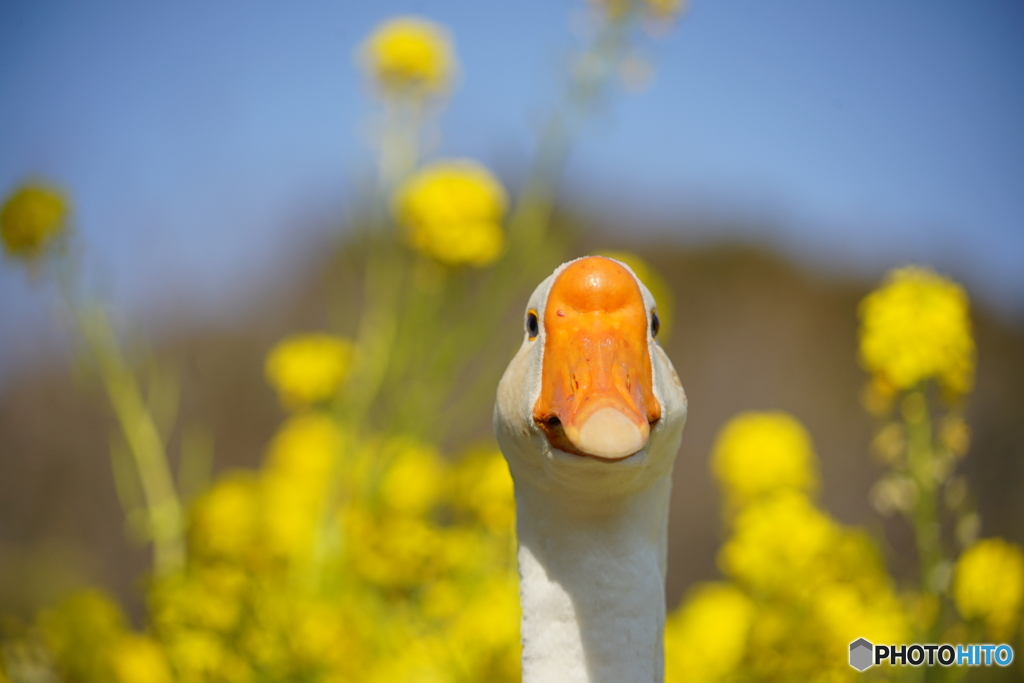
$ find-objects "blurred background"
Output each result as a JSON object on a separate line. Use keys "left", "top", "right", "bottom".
{"left": 1, "top": 0, "right": 1023, "bottom": 679}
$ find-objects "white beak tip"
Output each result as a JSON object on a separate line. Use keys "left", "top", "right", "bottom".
{"left": 574, "top": 407, "right": 647, "bottom": 460}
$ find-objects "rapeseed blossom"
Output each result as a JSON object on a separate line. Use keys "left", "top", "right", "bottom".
{"left": 814, "top": 581, "right": 908, "bottom": 649}
{"left": 741, "top": 574, "right": 908, "bottom": 683}
{"left": 379, "top": 439, "right": 448, "bottom": 515}
{"left": 711, "top": 411, "right": 818, "bottom": 510}
{"left": 360, "top": 17, "right": 455, "bottom": 97}
{"left": 108, "top": 634, "right": 173, "bottom": 683}
{"left": 188, "top": 473, "right": 261, "bottom": 560}
{"left": 264, "top": 333, "right": 355, "bottom": 409}
{"left": 139, "top": 429, "right": 518, "bottom": 683}
{"left": 711, "top": 489, "right": 910, "bottom": 681}
{"left": 859, "top": 266, "right": 975, "bottom": 398}
{"left": 663, "top": 410, "right": 913, "bottom": 683}
{"left": 953, "top": 537, "right": 1024, "bottom": 640}
{"left": 719, "top": 490, "right": 836, "bottom": 594}
{"left": 262, "top": 413, "right": 342, "bottom": 557}
{"left": 451, "top": 446, "right": 517, "bottom": 533}
{"left": 393, "top": 160, "right": 507, "bottom": 267}
{"left": 36, "top": 590, "right": 126, "bottom": 682}
{"left": 664, "top": 582, "right": 754, "bottom": 683}
{"left": 0, "top": 183, "right": 68, "bottom": 258}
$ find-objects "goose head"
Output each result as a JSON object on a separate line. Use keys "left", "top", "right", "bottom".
{"left": 495, "top": 256, "right": 687, "bottom": 502}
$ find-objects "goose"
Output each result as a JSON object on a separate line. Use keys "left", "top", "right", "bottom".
{"left": 495, "top": 255, "right": 688, "bottom": 683}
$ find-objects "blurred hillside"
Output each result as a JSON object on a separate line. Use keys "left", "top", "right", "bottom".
{"left": 1, "top": 234, "right": 1022, "bottom": 626}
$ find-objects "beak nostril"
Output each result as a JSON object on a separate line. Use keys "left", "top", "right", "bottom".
{"left": 534, "top": 415, "right": 562, "bottom": 429}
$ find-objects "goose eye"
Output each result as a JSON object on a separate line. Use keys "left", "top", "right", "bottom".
{"left": 651, "top": 310, "right": 660, "bottom": 338}
{"left": 526, "top": 310, "right": 540, "bottom": 339}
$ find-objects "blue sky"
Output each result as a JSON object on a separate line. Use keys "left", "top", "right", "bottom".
{"left": 2, "top": 0, "right": 1023, "bottom": 384}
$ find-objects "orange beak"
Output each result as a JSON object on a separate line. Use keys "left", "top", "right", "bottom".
{"left": 533, "top": 257, "right": 661, "bottom": 460}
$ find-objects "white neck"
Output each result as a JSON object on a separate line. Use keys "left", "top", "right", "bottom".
{"left": 514, "top": 472, "right": 672, "bottom": 683}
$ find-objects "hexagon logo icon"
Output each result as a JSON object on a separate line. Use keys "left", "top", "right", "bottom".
{"left": 850, "top": 638, "right": 874, "bottom": 671}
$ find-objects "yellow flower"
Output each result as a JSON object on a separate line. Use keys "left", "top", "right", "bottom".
{"left": 1, "top": 183, "right": 68, "bottom": 258}
{"left": 359, "top": 17, "right": 455, "bottom": 97}
{"left": 393, "top": 160, "right": 507, "bottom": 267}
{"left": 264, "top": 412, "right": 341, "bottom": 483}
{"left": 162, "top": 630, "right": 232, "bottom": 683}
{"left": 189, "top": 473, "right": 261, "bottom": 559}
{"left": 343, "top": 507, "right": 444, "bottom": 588}
{"left": 664, "top": 582, "right": 754, "bottom": 683}
{"left": 261, "top": 597, "right": 368, "bottom": 674}
{"left": 711, "top": 412, "right": 818, "bottom": 509}
{"left": 859, "top": 266, "right": 975, "bottom": 397}
{"left": 814, "top": 582, "right": 909, "bottom": 660}
{"left": 366, "top": 634, "right": 450, "bottom": 683}
{"left": 448, "top": 574, "right": 521, "bottom": 671}
{"left": 821, "top": 528, "right": 893, "bottom": 591}
{"left": 262, "top": 413, "right": 342, "bottom": 557}
{"left": 264, "top": 334, "right": 354, "bottom": 409}
{"left": 451, "top": 446, "right": 516, "bottom": 533}
{"left": 109, "top": 634, "right": 173, "bottom": 683}
{"left": 379, "top": 440, "right": 448, "bottom": 516}
{"left": 36, "top": 589, "right": 126, "bottom": 682}
{"left": 597, "top": 250, "right": 675, "bottom": 342}
{"left": 149, "top": 567, "right": 247, "bottom": 635}
{"left": 719, "top": 491, "right": 837, "bottom": 594}
{"left": 953, "top": 537, "right": 1024, "bottom": 639}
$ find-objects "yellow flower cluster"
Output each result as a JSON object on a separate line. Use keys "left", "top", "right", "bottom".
{"left": 719, "top": 491, "right": 835, "bottom": 593}
{"left": 666, "top": 411, "right": 910, "bottom": 683}
{"left": 450, "top": 445, "right": 518, "bottom": 533}
{"left": 393, "top": 160, "right": 507, "bottom": 267}
{"left": 187, "top": 414, "right": 343, "bottom": 565}
{"left": 36, "top": 590, "right": 173, "bottom": 683}
{"left": 664, "top": 582, "right": 754, "bottom": 682}
{"left": 109, "top": 635, "right": 173, "bottom": 683}
{"left": 859, "top": 265, "right": 975, "bottom": 397}
{"left": 264, "top": 333, "right": 355, "bottom": 409}
{"left": 711, "top": 411, "right": 818, "bottom": 510}
{"left": 953, "top": 537, "right": 1024, "bottom": 640}
{"left": 262, "top": 413, "right": 340, "bottom": 558}
{"left": 597, "top": 250, "right": 675, "bottom": 342}
{"left": 359, "top": 17, "right": 455, "bottom": 97}
{"left": 35, "top": 405, "right": 521, "bottom": 683}
{"left": 1, "top": 183, "right": 68, "bottom": 258}
{"left": 188, "top": 473, "right": 262, "bottom": 560}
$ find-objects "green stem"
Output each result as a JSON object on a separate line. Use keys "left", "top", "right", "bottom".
{"left": 75, "top": 306, "right": 185, "bottom": 575}
{"left": 378, "top": 98, "right": 422, "bottom": 192}
{"left": 52, "top": 250, "right": 184, "bottom": 575}
{"left": 903, "top": 390, "right": 944, "bottom": 616}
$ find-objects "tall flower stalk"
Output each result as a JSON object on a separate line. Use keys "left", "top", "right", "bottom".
{"left": 72, "top": 307, "right": 185, "bottom": 574}
{"left": 859, "top": 268, "right": 977, "bottom": 635}
{"left": 1, "top": 184, "right": 185, "bottom": 576}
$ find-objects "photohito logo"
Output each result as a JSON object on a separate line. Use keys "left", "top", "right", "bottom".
{"left": 849, "top": 638, "right": 1014, "bottom": 671}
